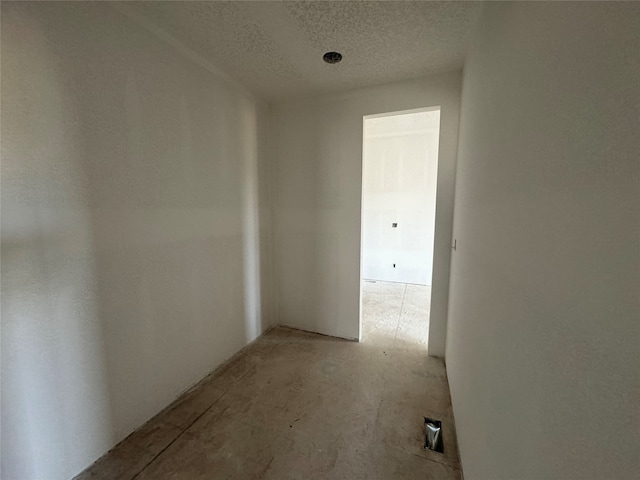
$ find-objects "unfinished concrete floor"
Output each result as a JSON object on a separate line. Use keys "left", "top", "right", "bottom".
{"left": 76, "top": 281, "right": 460, "bottom": 479}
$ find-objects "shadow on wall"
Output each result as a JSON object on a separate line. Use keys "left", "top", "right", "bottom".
{"left": 1, "top": 3, "right": 269, "bottom": 479}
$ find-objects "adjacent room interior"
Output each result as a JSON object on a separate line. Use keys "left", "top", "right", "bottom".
{"left": 1, "top": 2, "right": 638, "bottom": 480}
{"left": 360, "top": 108, "right": 440, "bottom": 348}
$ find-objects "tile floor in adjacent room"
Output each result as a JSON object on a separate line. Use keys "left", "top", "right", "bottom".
{"left": 76, "top": 281, "right": 460, "bottom": 479}
{"left": 360, "top": 280, "right": 431, "bottom": 349}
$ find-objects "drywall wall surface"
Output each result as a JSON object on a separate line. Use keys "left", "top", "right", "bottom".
{"left": 270, "top": 73, "right": 461, "bottom": 350}
{"left": 446, "top": 3, "right": 640, "bottom": 479}
{"left": 1, "top": 3, "right": 271, "bottom": 479}
{"left": 362, "top": 110, "right": 440, "bottom": 285}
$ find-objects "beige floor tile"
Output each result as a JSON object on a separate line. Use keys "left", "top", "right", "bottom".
{"left": 403, "top": 283, "right": 432, "bottom": 307}
{"left": 362, "top": 279, "right": 406, "bottom": 297}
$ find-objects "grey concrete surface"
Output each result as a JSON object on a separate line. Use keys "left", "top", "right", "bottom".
{"left": 76, "top": 282, "right": 459, "bottom": 479}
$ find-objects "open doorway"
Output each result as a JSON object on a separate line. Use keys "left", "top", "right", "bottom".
{"left": 359, "top": 107, "right": 441, "bottom": 349}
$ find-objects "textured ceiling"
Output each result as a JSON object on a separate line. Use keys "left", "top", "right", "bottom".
{"left": 129, "top": 1, "right": 483, "bottom": 103}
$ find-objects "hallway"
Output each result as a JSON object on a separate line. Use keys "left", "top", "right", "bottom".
{"left": 77, "top": 303, "right": 459, "bottom": 479}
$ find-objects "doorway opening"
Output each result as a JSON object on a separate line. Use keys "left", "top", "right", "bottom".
{"left": 359, "top": 107, "right": 441, "bottom": 349}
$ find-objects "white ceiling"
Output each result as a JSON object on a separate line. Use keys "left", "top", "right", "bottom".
{"left": 129, "top": 1, "right": 483, "bottom": 103}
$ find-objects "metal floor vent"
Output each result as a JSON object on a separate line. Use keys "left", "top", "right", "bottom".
{"left": 424, "top": 417, "right": 444, "bottom": 453}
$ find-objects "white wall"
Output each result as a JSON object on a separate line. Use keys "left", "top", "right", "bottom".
{"left": 1, "top": 3, "right": 272, "bottom": 479}
{"left": 270, "top": 74, "right": 461, "bottom": 351}
{"left": 362, "top": 110, "right": 440, "bottom": 285}
{"left": 446, "top": 3, "right": 640, "bottom": 479}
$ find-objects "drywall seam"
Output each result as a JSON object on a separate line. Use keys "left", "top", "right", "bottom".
{"left": 109, "top": 2, "right": 264, "bottom": 107}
